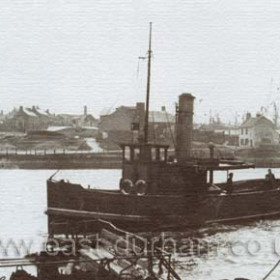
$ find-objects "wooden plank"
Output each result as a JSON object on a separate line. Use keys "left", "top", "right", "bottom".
{"left": 0, "top": 258, "right": 35, "bottom": 267}
{"left": 80, "top": 248, "right": 137, "bottom": 275}
{"left": 46, "top": 207, "right": 149, "bottom": 221}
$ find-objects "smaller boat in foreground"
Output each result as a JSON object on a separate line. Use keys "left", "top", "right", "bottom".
{"left": 1, "top": 220, "right": 182, "bottom": 280}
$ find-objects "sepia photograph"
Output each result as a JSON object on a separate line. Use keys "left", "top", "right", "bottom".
{"left": 1, "top": 0, "right": 280, "bottom": 279}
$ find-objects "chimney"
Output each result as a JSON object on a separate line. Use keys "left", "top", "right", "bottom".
{"left": 176, "top": 93, "right": 195, "bottom": 162}
{"left": 161, "top": 106, "right": 166, "bottom": 112}
{"left": 84, "top": 106, "right": 87, "bottom": 116}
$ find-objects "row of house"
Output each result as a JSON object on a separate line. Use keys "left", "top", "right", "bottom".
{"left": 0, "top": 106, "right": 98, "bottom": 132}
{"left": 99, "top": 104, "right": 280, "bottom": 148}
{"left": 0, "top": 101, "right": 279, "bottom": 148}
{"left": 239, "top": 113, "right": 278, "bottom": 147}
{"left": 102, "top": 107, "right": 277, "bottom": 148}
{"left": 199, "top": 112, "right": 279, "bottom": 148}
{"left": 0, "top": 103, "right": 174, "bottom": 145}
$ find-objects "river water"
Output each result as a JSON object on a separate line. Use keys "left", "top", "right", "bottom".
{"left": 1, "top": 168, "right": 280, "bottom": 279}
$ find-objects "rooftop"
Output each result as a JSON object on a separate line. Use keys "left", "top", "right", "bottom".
{"left": 240, "top": 115, "right": 274, "bottom": 128}
{"left": 22, "top": 108, "right": 37, "bottom": 117}
{"left": 149, "top": 111, "right": 175, "bottom": 123}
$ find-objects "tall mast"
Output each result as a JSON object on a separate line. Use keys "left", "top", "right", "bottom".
{"left": 144, "top": 22, "right": 152, "bottom": 143}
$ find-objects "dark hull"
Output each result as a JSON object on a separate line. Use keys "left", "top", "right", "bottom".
{"left": 47, "top": 179, "right": 280, "bottom": 234}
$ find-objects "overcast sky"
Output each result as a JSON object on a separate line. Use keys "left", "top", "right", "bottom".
{"left": 1, "top": 0, "right": 280, "bottom": 123}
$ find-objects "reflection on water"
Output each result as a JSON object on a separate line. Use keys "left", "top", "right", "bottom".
{"left": 174, "top": 220, "right": 280, "bottom": 280}
{"left": 1, "top": 168, "right": 280, "bottom": 279}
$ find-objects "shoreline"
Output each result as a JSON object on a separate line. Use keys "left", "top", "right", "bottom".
{"left": 0, "top": 152, "right": 122, "bottom": 169}
{"left": 1, "top": 153, "right": 280, "bottom": 169}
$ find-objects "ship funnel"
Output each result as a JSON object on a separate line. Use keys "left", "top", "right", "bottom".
{"left": 176, "top": 93, "right": 195, "bottom": 162}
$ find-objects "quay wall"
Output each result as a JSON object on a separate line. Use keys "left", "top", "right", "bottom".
{"left": 2, "top": 147, "right": 280, "bottom": 169}
{"left": 0, "top": 152, "right": 122, "bottom": 169}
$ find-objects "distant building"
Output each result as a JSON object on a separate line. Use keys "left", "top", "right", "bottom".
{"left": 196, "top": 122, "right": 240, "bottom": 146}
{"left": 55, "top": 106, "right": 98, "bottom": 128}
{"left": 1, "top": 105, "right": 98, "bottom": 133}
{"left": 223, "top": 126, "right": 240, "bottom": 136}
{"left": 0, "top": 110, "right": 5, "bottom": 125}
{"left": 198, "top": 122, "right": 228, "bottom": 133}
{"left": 2, "top": 106, "right": 55, "bottom": 132}
{"left": 99, "top": 102, "right": 175, "bottom": 149}
{"left": 148, "top": 106, "right": 175, "bottom": 143}
{"left": 239, "top": 113, "right": 278, "bottom": 147}
{"left": 99, "top": 104, "right": 142, "bottom": 132}
{"left": 99, "top": 103, "right": 175, "bottom": 144}
{"left": 29, "top": 106, "right": 53, "bottom": 128}
{"left": 5, "top": 106, "right": 41, "bottom": 132}
{"left": 100, "top": 104, "right": 174, "bottom": 130}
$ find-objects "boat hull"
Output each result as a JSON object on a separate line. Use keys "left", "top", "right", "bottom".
{"left": 46, "top": 179, "right": 280, "bottom": 234}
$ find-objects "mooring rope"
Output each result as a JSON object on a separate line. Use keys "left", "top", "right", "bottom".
{"left": 263, "top": 258, "right": 280, "bottom": 280}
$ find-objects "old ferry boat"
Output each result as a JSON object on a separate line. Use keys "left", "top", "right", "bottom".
{"left": 46, "top": 23, "right": 280, "bottom": 234}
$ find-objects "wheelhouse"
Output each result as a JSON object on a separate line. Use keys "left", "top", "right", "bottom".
{"left": 121, "top": 143, "right": 169, "bottom": 163}
{"left": 120, "top": 143, "right": 207, "bottom": 194}
{"left": 120, "top": 143, "right": 256, "bottom": 195}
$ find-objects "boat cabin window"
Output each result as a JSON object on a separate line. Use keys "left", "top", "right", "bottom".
{"left": 123, "top": 145, "right": 142, "bottom": 161}
{"left": 151, "top": 147, "right": 167, "bottom": 161}
{"left": 151, "top": 147, "right": 157, "bottom": 161}
{"left": 123, "top": 145, "right": 168, "bottom": 162}
{"left": 206, "top": 171, "right": 210, "bottom": 183}
{"left": 160, "top": 147, "right": 166, "bottom": 161}
{"left": 124, "top": 146, "right": 131, "bottom": 161}
{"left": 134, "top": 147, "right": 140, "bottom": 160}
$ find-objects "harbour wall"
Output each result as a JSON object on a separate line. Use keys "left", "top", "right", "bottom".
{"left": 0, "top": 152, "right": 122, "bottom": 169}
{"left": 1, "top": 147, "right": 280, "bottom": 169}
